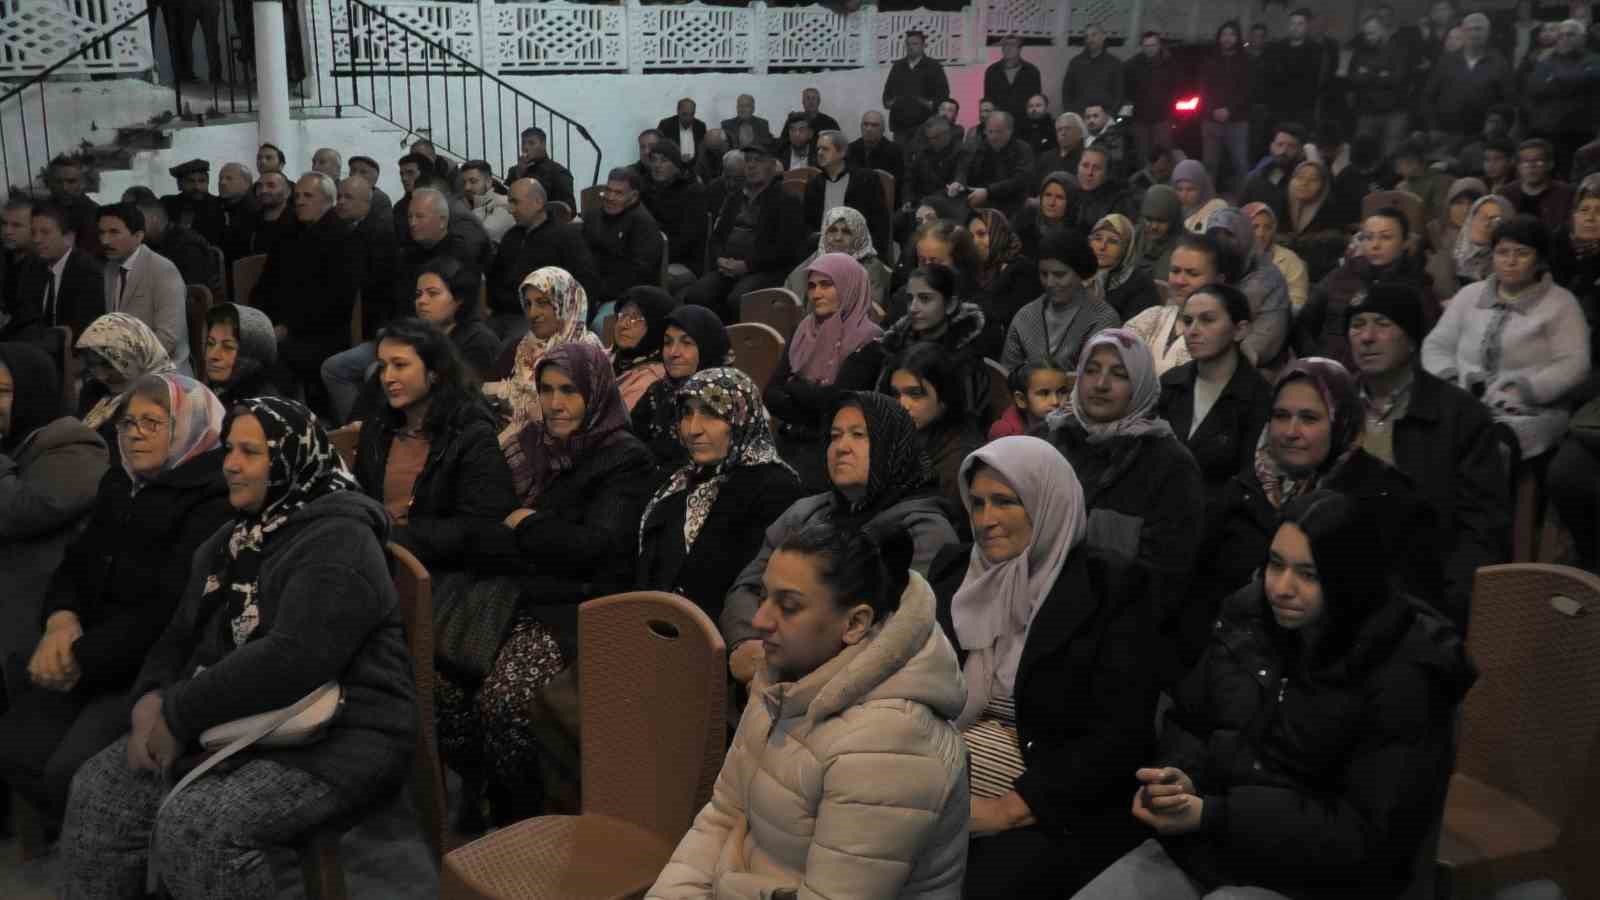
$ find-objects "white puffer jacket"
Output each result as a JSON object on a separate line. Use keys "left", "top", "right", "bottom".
{"left": 647, "top": 572, "right": 970, "bottom": 900}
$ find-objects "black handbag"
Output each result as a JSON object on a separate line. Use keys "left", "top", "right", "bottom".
{"left": 432, "top": 572, "right": 522, "bottom": 684}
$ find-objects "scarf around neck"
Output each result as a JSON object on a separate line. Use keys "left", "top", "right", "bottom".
{"left": 1252, "top": 358, "right": 1365, "bottom": 508}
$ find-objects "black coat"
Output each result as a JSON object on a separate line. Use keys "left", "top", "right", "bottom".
{"left": 1158, "top": 357, "right": 1273, "bottom": 511}
{"left": 162, "top": 192, "right": 227, "bottom": 249}
{"left": 931, "top": 547, "right": 1156, "bottom": 878}
{"left": 1156, "top": 584, "right": 1473, "bottom": 900}
{"left": 957, "top": 139, "right": 1036, "bottom": 220}
{"left": 352, "top": 212, "right": 400, "bottom": 335}
{"left": 803, "top": 165, "right": 891, "bottom": 256}
{"left": 845, "top": 138, "right": 905, "bottom": 203}
{"left": 473, "top": 433, "right": 655, "bottom": 657}
{"left": 710, "top": 179, "right": 808, "bottom": 279}
{"left": 218, "top": 194, "right": 259, "bottom": 264}
{"left": 42, "top": 448, "right": 232, "bottom": 693}
{"left": 505, "top": 157, "right": 576, "bottom": 210}
{"left": 488, "top": 219, "right": 597, "bottom": 317}
{"left": 656, "top": 116, "right": 708, "bottom": 152}
{"left": 881, "top": 56, "right": 950, "bottom": 135}
{"left": 1346, "top": 39, "right": 1410, "bottom": 115}
{"left": 644, "top": 173, "right": 708, "bottom": 272}
{"left": 1125, "top": 52, "right": 1179, "bottom": 123}
{"left": 150, "top": 224, "right": 222, "bottom": 300}
{"left": 635, "top": 462, "right": 805, "bottom": 624}
{"left": 1390, "top": 370, "right": 1508, "bottom": 630}
{"left": 7, "top": 247, "right": 105, "bottom": 340}
{"left": 352, "top": 400, "right": 517, "bottom": 571}
{"left": 976, "top": 258, "right": 1041, "bottom": 357}
{"left": 1103, "top": 268, "right": 1161, "bottom": 321}
{"left": 583, "top": 202, "right": 665, "bottom": 304}
{"left": 983, "top": 59, "right": 1043, "bottom": 123}
{"left": 254, "top": 211, "right": 366, "bottom": 352}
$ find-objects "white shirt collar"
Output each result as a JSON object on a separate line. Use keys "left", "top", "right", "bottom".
{"left": 121, "top": 243, "right": 146, "bottom": 271}
{"left": 49, "top": 248, "right": 72, "bottom": 279}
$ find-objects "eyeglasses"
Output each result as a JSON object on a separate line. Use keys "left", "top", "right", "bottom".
{"left": 617, "top": 312, "right": 646, "bottom": 325}
{"left": 115, "top": 415, "right": 170, "bottom": 436}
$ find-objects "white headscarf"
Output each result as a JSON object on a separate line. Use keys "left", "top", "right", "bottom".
{"left": 1065, "top": 327, "right": 1175, "bottom": 442}
{"left": 951, "top": 436, "right": 1085, "bottom": 728}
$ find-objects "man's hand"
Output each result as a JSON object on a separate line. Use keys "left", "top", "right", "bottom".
{"left": 1131, "top": 767, "right": 1203, "bottom": 834}
{"left": 970, "top": 791, "right": 1035, "bottom": 835}
{"left": 29, "top": 611, "right": 83, "bottom": 691}
{"left": 128, "top": 692, "right": 164, "bottom": 772}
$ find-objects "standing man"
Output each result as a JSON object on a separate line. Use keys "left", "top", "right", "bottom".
{"left": 882, "top": 30, "right": 950, "bottom": 145}
{"left": 984, "top": 34, "right": 1043, "bottom": 124}
{"left": 97, "top": 203, "right": 189, "bottom": 373}
{"left": 1124, "top": 31, "right": 1178, "bottom": 170}
{"left": 1199, "top": 20, "right": 1253, "bottom": 191}
{"left": 160, "top": 159, "right": 225, "bottom": 248}
{"left": 1265, "top": 9, "right": 1333, "bottom": 137}
{"left": 657, "top": 98, "right": 707, "bottom": 165}
{"left": 1526, "top": 20, "right": 1600, "bottom": 176}
{"left": 1061, "top": 23, "right": 1124, "bottom": 115}
{"left": 1421, "top": 13, "right": 1515, "bottom": 147}
{"left": 504, "top": 127, "right": 576, "bottom": 210}
{"left": 1348, "top": 14, "right": 1411, "bottom": 158}
{"left": 721, "top": 95, "right": 775, "bottom": 153}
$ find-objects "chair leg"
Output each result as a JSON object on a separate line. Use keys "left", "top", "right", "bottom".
{"left": 298, "top": 829, "right": 349, "bottom": 900}
{"left": 12, "top": 788, "right": 48, "bottom": 862}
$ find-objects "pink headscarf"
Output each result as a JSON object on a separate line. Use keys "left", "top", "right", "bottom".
{"left": 787, "top": 252, "right": 882, "bottom": 386}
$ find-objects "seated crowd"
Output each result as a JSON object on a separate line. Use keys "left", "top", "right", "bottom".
{"left": 3, "top": 10, "right": 1598, "bottom": 896}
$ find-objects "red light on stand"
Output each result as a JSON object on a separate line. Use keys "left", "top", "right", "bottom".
{"left": 1174, "top": 96, "right": 1201, "bottom": 113}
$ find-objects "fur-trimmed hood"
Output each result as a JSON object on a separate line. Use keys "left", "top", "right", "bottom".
{"left": 880, "top": 301, "right": 987, "bottom": 357}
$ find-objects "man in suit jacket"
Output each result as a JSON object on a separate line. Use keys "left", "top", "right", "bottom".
{"left": 97, "top": 203, "right": 190, "bottom": 374}
{"left": 721, "top": 94, "right": 775, "bottom": 152}
{"left": 1, "top": 204, "right": 104, "bottom": 342}
{"left": 805, "top": 131, "right": 892, "bottom": 254}
{"left": 335, "top": 175, "right": 400, "bottom": 338}
{"left": 657, "top": 97, "right": 709, "bottom": 166}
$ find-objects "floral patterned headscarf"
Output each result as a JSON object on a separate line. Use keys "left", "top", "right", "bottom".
{"left": 486, "top": 266, "right": 605, "bottom": 435}
{"left": 77, "top": 313, "right": 178, "bottom": 430}
{"left": 639, "top": 367, "right": 795, "bottom": 553}
{"left": 119, "top": 374, "right": 227, "bottom": 492}
{"left": 816, "top": 206, "right": 878, "bottom": 261}
{"left": 972, "top": 207, "right": 1023, "bottom": 289}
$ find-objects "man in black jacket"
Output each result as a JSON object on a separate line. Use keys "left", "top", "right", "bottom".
{"left": 644, "top": 139, "right": 708, "bottom": 290}
{"left": 805, "top": 131, "right": 891, "bottom": 254}
{"left": 955, "top": 111, "right": 1035, "bottom": 221}
{"left": 720, "top": 95, "right": 776, "bottom": 152}
{"left": 683, "top": 144, "right": 806, "bottom": 321}
{"left": 334, "top": 175, "right": 399, "bottom": 338}
{"left": 882, "top": 30, "right": 949, "bottom": 144}
{"left": 1237, "top": 123, "right": 1308, "bottom": 222}
{"left": 160, "top": 159, "right": 226, "bottom": 249}
{"left": 1420, "top": 13, "right": 1516, "bottom": 144}
{"left": 1264, "top": 10, "right": 1333, "bottom": 135}
{"left": 583, "top": 167, "right": 665, "bottom": 306}
{"left": 1199, "top": 21, "right": 1254, "bottom": 190}
{"left": 505, "top": 127, "right": 577, "bottom": 211}
{"left": 984, "top": 34, "right": 1043, "bottom": 123}
{"left": 1125, "top": 32, "right": 1178, "bottom": 167}
{"left": 134, "top": 197, "right": 221, "bottom": 301}
{"left": 1061, "top": 23, "right": 1124, "bottom": 115}
{"left": 657, "top": 97, "right": 708, "bottom": 166}
{"left": 1347, "top": 284, "right": 1506, "bottom": 630}
{"left": 1073, "top": 147, "right": 1136, "bottom": 229}
{"left": 780, "top": 113, "right": 819, "bottom": 171}
{"left": 254, "top": 173, "right": 367, "bottom": 406}
{"left": 215, "top": 162, "right": 259, "bottom": 265}
{"left": 846, "top": 111, "right": 905, "bottom": 205}
{"left": 248, "top": 171, "right": 298, "bottom": 259}
{"left": 489, "top": 178, "right": 598, "bottom": 340}
{"left": 904, "top": 116, "right": 964, "bottom": 214}
{"left": 2, "top": 204, "right": 103, "bottom": 342}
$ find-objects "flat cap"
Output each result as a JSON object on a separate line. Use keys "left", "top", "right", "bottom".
{"left": 169, "top": 158, "right": 210, "bottom": 178}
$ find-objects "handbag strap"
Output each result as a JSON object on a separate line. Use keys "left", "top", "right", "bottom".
{"left": 146, "top": 683, "right": 338, "bottom": 894}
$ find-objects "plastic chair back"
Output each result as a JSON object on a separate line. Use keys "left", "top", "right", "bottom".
{"left": 578, "top": 592, "right": 727, "bottom": 839}
{"left": 725, "top": 322, "right": 786, "bottom": 391}
{"left": 579, "top": 185, "right": 605, "bottom": 216}
{"left": 389, "top": 542, "right": 448, "bottom": 861}
{"left": 547, "top": 200, "right": 574, "bottom": 225}
{"left": 659, "top": 231, "right": 671, "bottom": 289}
{"left": 874, "top": 168, "right": 896, "bottom": 212}
{"left": 232, "top": 253, "right": 268, "bottom": 306}
{"left": 329, "top": 424, "right": 361, "bottom": 470}
{"left": 185, "top": 284, "right": 211, "bottom": 377}
{"left": 984, "top": 357, "right": 1011, "bottom": 423}
{"left": 739, "top": 287, "right": 804, "bottom": 341}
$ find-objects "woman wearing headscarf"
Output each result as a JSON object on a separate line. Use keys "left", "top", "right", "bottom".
{"left": 1241, "top": 202, "right": 1309, "bottom": 315}
{"left": 1042, "top": 329, "right": 1203, "bottom": 637}
{"left": 1277, "top": 160, "right": 1354, "bottom": 283}
{"left": 1077, "top": 491, "right": 1473, "bottom": 900}
{"left": 1014, "top": 171, "right": 1078, "bottom": 260}
{"left": 1091, "top": 213, "right": 1162, "bottom": 320}
{"left": 75, "top": 313, "right": 178, "bottom": 461}
{"left": 1188, "top": 358, "right": 1443, "bottom": 670}
{"left": 1449, "top": 193, "right": 1512, "bottom": 288}
{"left": 451, "top": 341, "right": 654, "bottom": 823}
{"left": 0, "top": 373, "right": 230, "bottom": 831}
{"left": 968, "top": 207, "right": 1041, "bottom": 348}
{"left": 58, "top": 396, "right": 416, "bottom": 900}
{"left": 0, "top": 343, "right": 108, "bottom": 692}
{"left": 1173, "top": 159, "right": 1226, "bottom": 234}
{"left": 721, "top": 392, "right": 959, "bottom": 686}
{"left": 609, "top": 286, "right": 678, "bottom": 411}
{"left": 631, "top": 305, "right": 731, "bottom": 470}
{"left": 1136, "top": 185, "right": 1184, "bottom": 279}
{"left": 1424, "top": 178, "right": 1489, "bottom": 298}
{"left": 200, "top": 303, "right": 281, "bottom": 403}
{"left": 1296, "top": 206, "right": 1439, "bottom": 369}
{"left": 483, "top": 266, "right": 604, "bottom": 438}
{"left": 925, "top": 436, "right": 1160, "bottom": 897}
{"left": 636, "top": 368, "right": 805, "bottom": 623}
{"left": 784, "top": 206, "right": 894, "bottom": 307}
{"left": 1206, "top": 207, "right": 1293, "bottom": 374}
{"left": 768, "top": 252, "right": 885, "bottom": 489}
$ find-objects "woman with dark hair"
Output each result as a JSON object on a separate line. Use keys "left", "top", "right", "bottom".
{"left": 413, "top": 256, "right": 500, "bottom": 377}
{"left": 0, "top": 374, "right": 230, "bottom": 830}
{"left": 721, "top": 392, "right": 959, "bottom": 686}
{"left": 883, "top": 341, "right": 984, "bottom": 505}
{"left": 891, "top": 219, "right": 983, "bottom": 318}
{"left": 1190, "top": 359, "right": 1444, "bottom": 667}
{"left": 1423, "top": 214, "right": 1591, "bottom": 458}
{"left": 1014, "top": 171, "right": 1078, "bottom": 259}
{"left": 1296, "top": 207, "right": 1439, "bottom": 369}
{"left": 350, "top": 317, "right": 516, "bottom": 571}
{"left": 647, "top": 524, "right": 970, "bottom": 900}
{"left": 1002, "top": 227, "right": 1121, "bottom": 371}
{"left": 58, "top": 396, "right": 416, "bottom": 899}
{"left": 630, "top": 304, "right": 731, "bottom": 469}
{"left": 1077, "top": 490, "right": 1473, "bottom": 900}
{"left": 0, "top": 343, "right": 107, "bottom": 700}
{"left": 926, "top": 436, "right": 1159, "bottom": 897}
{"left": 1277, "top": 160, "right": 1354, "bottom": 283}
{"left": 1126, "top": 233, "right": 1239, "bottom": 376}
{"left": 1137, "top": 185, "right": 1184, "bottom": 279}
{"left": 609, "top": 285, "right": 678, "bottom": 411}
{"left": 201, "top": 303, "right": 280, "bottom": 402}
{"left": 1091, "top": 213, "right": 1162, "bottom": 319}
{"left": 636, "top": 367, "right": 804, "bottom": 624}
{"left": 1158, "top": 285, "right": 1271, "bottom": 508}
{"left": 968, "top": 207, "right": 1041, "bottom": 347}
{"left": 447, "top": 341, "right": 654, "bottom": 823}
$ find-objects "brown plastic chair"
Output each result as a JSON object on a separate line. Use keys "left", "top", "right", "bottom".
{"left": 874, "top": 168, "right": 896, "bottom": 212}
{"left": 725, "top": 321, "right": 786, "bottom": 391}
{"left": 439, "top": 592, "right": 727, "bottom": 900}
{"left": 600, "top": 314, "right": 616, "bottom": 350}
{"left": 1437, "top": 564, "right": 1600, "bottom": 899}
{"left": 296, "top": 543, "right": 447, "bottom": 899}
{"left": 984, "top": 357, "right": 1011, "bottom": 423}
{"left": 48, "top": 324, "right": 76, "bottom": 414}
{"left": 328, "top": 423, "right": 361, "bottom": 470}
{"left": 547, "top": 201, "right": 574, "bottom": 225}
{"left": 232, "top": 253, "right": 268, "bottom": 307}
{"left": 185, "top": 284, "right": 212, "bottom": 374}
{"left": 579, "top": 185, "right": 605, "bottom": 216}
{"left": 211, "top": 245, "right": 229, "bottom": 302}
{"left": 738, "top": 287, "right": 803, "bottom": 341}
{"left": 781, "top": 176, "right": 808, "bottom": 199}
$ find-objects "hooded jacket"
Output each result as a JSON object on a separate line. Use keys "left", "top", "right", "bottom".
{"left": 208, "top": 303, "right": 281, "bottom": 403}
{"left": 648, "top": 573, "right": 970, "bottom": 900}
{"left": 132, "top": 490, "right": 416, "bottom": 804}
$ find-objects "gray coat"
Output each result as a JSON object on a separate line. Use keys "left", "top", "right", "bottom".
{"left": 720, "top": 492, "right": 958, "bottom": 647}
{"left": 0, "top": 418, "right": 108, "bottom": 669}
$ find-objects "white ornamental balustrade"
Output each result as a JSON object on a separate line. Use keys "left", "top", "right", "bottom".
{"left": 632, "top": 3, "right": 755, "bottom": 72}
{"left": 0, "top": 0, "right": 151, "bottom": 77}
{"left": 486, "top": 1, "right": 627, "bottom": 72}
{"left": 1068, "top": 0, "right": 1121, "bottom": 38}
{"left": 985, "top": 0, "right": 1063, "bottom": 40}
{"left": 874, "top": 7, "right": 978, "bottom": 66}
{"left": 764, "top": 5, "right": 864, "bottom": 69}
{"left": 334, "top": 0, "right": 482, "bottom": 70}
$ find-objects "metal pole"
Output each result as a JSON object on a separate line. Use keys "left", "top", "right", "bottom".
{"left": 254, "top": 0, "right": 293, "bottom": 159}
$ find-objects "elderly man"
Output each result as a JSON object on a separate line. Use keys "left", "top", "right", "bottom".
{"left": 215, "top": 162, "right": 259, "bottom": 263}
{"left": 805, "top": 131, "right": 891, "bottom": 253}
{"left": 695, "top": 128, "right": 729, "bottom": 184}
{"left": 954, "top": 111, "right": 1036, "bottom": 220}
{"left": 334, "top": 175, "right": 399, "bottom": 338}
{"left": 1503, "top": 138, "right": 1577, "bottom": 232}
{"left": 311, "top": 147, "right": 342, "bottom": 180}
{"left": 846, "top": 110, "right": 905, "bottom": 206}
{"left": 488, "top": 177, "right": 597, "bottom": 339}
{"left": 904, "top": 116, "right": 964, "bottom": 214}
{"left": 253, "top": 172, "right": 366, "bottom": 405}
{"left": 882, "top": 29, "right": 950, "bottom": 143}
{"left": 657, "top": 97, "right": 707, "bottom": 164}
{"left": 1527, "top": 20, "right": 1600, "bottom": 174}
{"left": 705, "top": 148, "right": 746, "bottom": 226}
{"left": 683, "top": 143, "right": 806, "bottom": 321}
{"left": 799, "top": 87, "right": 841, "bottom": 136}
{"left": 159, "top": 158, "right": 226, "bottom": 248}
{"left": 462, "top": 160, "right": 514, "bottom": 244}
{"left": 721, "top": 94, "right": 775, "bottom": 152}
{"left": 583, "top": 167, "right": 665, "bottom": 304}
{"left": 504, "top": 126, "right": 576, "bottom": 210}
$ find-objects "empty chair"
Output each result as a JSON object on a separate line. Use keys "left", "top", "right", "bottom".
{"left": 185, "top": 284, "right": 212, "bottom": 374}
{"left": 984, "top": 357, "right": 1010, "bottom": 423}
{"left": 874, "top": 168, "right": 896, "bottom": 212}
{"left": 232, "top": 253, "right": 268, "bottom": 307}
{"left": 738, "top": 287, "right": 803, "bottom": 341}
{"left": 725, "top": 321, "right": 785, "bottom": 391}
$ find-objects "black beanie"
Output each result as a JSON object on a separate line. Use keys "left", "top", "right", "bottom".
{"left": 1345, "top": 282, "right": 1424, "bottom": 347}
